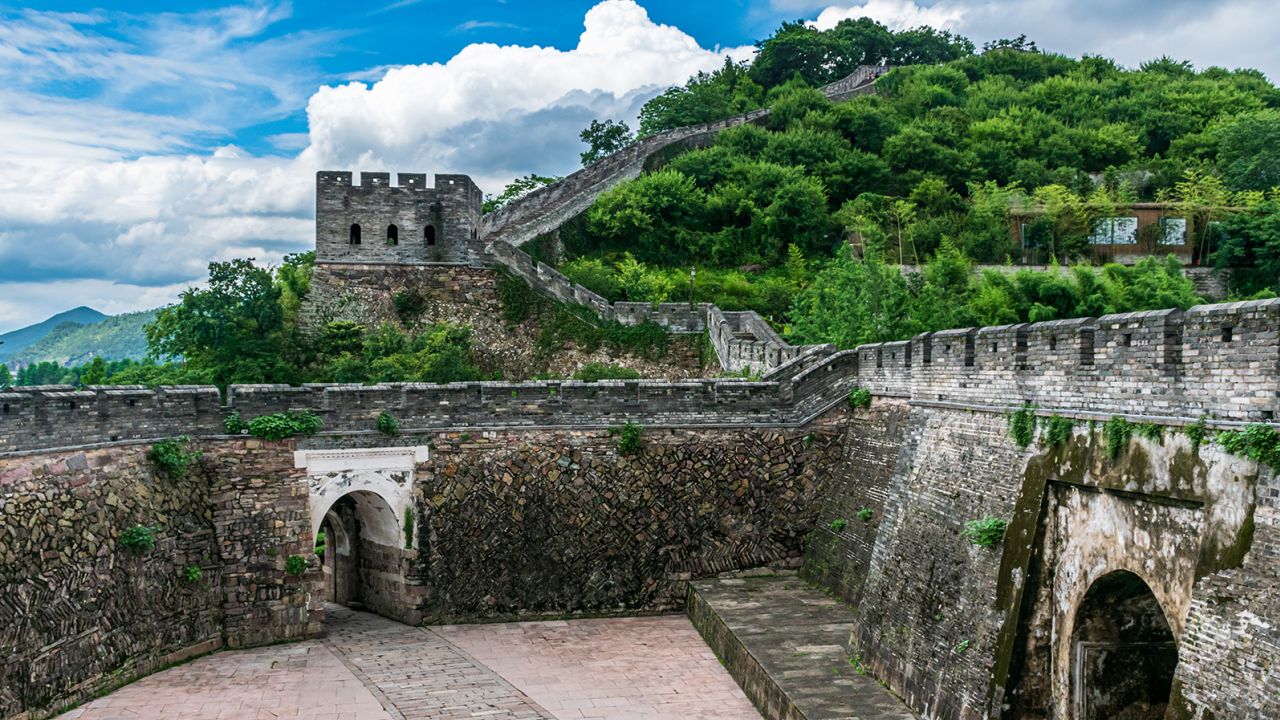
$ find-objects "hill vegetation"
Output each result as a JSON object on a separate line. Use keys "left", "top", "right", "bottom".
{"left": 8, "top": 310, "right": 155, "bottom": 367}
{"left": 0, "top": 307, "right": 107, "bottom": 362}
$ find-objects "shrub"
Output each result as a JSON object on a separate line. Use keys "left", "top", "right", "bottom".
{"left": 1104, "top": 416, "right": 1134, "bottom": 458}
{"left": 1009, "top": 405, "right": 1037, "bottom": 448}
{"left": 961, "top": 517, "right": 1007, "bottom": 548}
{"left": 1186, "top": 416, "right": 1209, "bottom": 454}
{"left": 1217, "top": 423, "right": 1280, "bottom": 467}
{"left": 573, "top": 362, "right": 642, "bottom": 382}
{"left": 403, "top": 508, "right": 415, "bottom": 550}
{"left": 1136, "top": 421, "right": 1164, "bottom": 444}
{"left": 377, "top": 411, "right": 400, "bottom": 436}
{"left": 829, "top": 518, "right": 847, "bottom": 532}
{"left": 611, "top": 422, "right": 644, "bottom": 455}
{"left": 183, "top": 564, "right": 202, "bottom": 583}
{"left": 284, "top": 554, "right": 308, "bottom": 576}
{"left": 119, "top": 525, "right": 157, "bottom": 554}
{"left": 224, "top": 411, "right": 248, "bottom": 434}
{"left": 148, "top": 436, "right": 201, "bottom": 479}
{"left": 848, "top": 387, "right": 872, "bottom": 409}
{"left": 314, "top": 530, "right": 327, "bottom": 557}
{"left": 248, "top": 411, "right": 323, "bottom": 441}
{"left": 392, "top": 288, "right": 428, "bottom": 325}
{"left": 857, "top": 507, "right": 874, "bottom": 523}
{"left": 1044, "top": 416, "right": 1074, "bottom": 447}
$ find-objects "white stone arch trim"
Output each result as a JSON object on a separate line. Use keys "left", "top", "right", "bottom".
{"left": 295, "top": 446, "right": 428, "bottom": 547}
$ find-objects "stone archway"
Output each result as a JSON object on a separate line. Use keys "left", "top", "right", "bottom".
{"left": 1070, "top": 570, "right": 1178, "bottom": 720}
{"left": 295, "top": 446, "right": 429, "bottom": 624}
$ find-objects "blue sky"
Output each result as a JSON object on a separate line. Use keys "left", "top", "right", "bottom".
{"left": 1, "top": 0, "right": 1277, "bottom": 333}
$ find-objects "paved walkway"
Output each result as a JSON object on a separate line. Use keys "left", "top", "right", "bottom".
{"left": 59, "top": 607, "right": 758, "bottom": 720}
{"left": 438, "top": 615, "right": 761, "bottom": 719}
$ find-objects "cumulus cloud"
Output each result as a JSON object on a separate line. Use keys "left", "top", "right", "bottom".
{"left": 0, "top": 0, "right": 754, "bottom": 332}
{"left": 811, "top": 0, "right": 965, "bottom": 31}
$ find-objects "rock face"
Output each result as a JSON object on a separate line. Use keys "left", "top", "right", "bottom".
{"left": 0, "top": 440, "right": 319, "bottom": 719}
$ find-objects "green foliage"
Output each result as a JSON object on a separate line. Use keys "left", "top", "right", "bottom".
{"left": 284, "top": 554, "right": 307, "bottom": 576}
{"left": 224, "top": 411, "right": 247, "bottom": 435}
{"left": 119, "top": 525, "right": 157, "bottom": 554}
{"left": 1186, "top": 416, "right": 1209, "bottom": 454}
{"left": 8, "top": 309, "right": 156, "bottom": 368}
{"left": 403, "top": 508, "right": 415, "bottom": 550}
{"left": 0, "top": 364, "right": 10, "bottom": 388}
{"left": 953, "top": 639, "right": 971, "bottom": 655}
{"left": 1216, "top": 423, "right": 1280, "bottom": 467}
{"left": 1104, "top": 416, "right": 1134, "bottom": 458}
{"left": 611, "top": 422, "right": 644, "bottom": 455}
{"left": 484, "top": 174, "right": 558, "bottom": 213}
{"left": 377, "top": 411, "right": 400, "bottom": 436}
{"left": 391, "top": 288, "right": 427, "bottom": 326}
{"left": 1044, "top": 415, "right": 1075, "bottom": 447}
{"left": 314, "top": 530, "right": 326, "bottom": 557}
{"left": 183, "top": 564, "right": 202, "bottom": 583}
{"left": 1009, "top": 405, "right": 1037, "bottom": 448}
{"left": 829, "top": 518, "right": 848, "bottom": 532}
{"left": 857, "top": 507, "right": 874, "bottom": 523}
{"left": 148, "top": 436, "right": 201, "bottom": 479}
{"left": 848, "top": 387, "right": 872, "bottom": 409}
{"left": 247, "top": 411, "right": 322, "bottom": 441}
{"left": 961, "top": 517, "right": 1008, "bottom": 548}
{"left": 572, "top": 362, "right": 641, "bottom": 382}
{"left": 580, "top": 119, "right": 634, "bottom": 166}
{"left": 1135, "top": 422, "right": 1165, "bottom": 444}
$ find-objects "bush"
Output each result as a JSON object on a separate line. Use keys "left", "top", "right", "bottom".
{"left": 377, "top": 411, "right": 400, "bottom": 436}
{"left": 1217, "top": 423, "right": 1280, "bottom": 467}
{"left": 284, "top": 554, "right": 308, "bottom": 576}
{"left": 148, "top": 436, "right": 201, "bottom": 479}
{"left": 224, "top": 411, "right": 248, "bottom": 434}
{"left": 392, "top": 288, "right": 428, "bottom": 325}
{"left": 248, "top": 411, "right": 323, "bottom": 441}
{"left": 1009, "top": 405, "right": 1037, "bottom": 448}
{"left": 829, "top": 518, "right": 847, "bottom": 532}
{"left": 314, "top": 530, "right": 327, "bottom": 557}
{"left": 1044, "top": 416, "right": 1074, "bottom": 447}
{"left": 848, "top": 387, "right": 872, "bottom": 409}
{"left": 573, "top": 362, "right": 642, "bottom": 382}
{"left": 611, "top": 422, "right": 644, "bottom": 455}
{"left": 857, "top": 507, "right": 874, "bottom": 523}
{"left": 1104, "top": 416, "right": 1134, "bottom": 458}
{"left": 119, "top": 525, "right": 157, "bottom": 554}
{"left": 183, "top": 564, "right": 203, "bottom": 583}
{"left": 962, "top": 517, "right": 1008, "bottom": 548}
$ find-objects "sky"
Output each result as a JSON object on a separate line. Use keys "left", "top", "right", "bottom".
{"left": 0, "top": 0, "right": 1277, "bottom": 333}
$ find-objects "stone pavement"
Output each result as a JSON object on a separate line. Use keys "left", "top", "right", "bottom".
{"left": 437, "top": 615, "right": 762, "bottom": 719}
{"left": 688, "top": 575, "right": 918, "bottom": 720}
{"left": 58, "top": 607, "right": 759, "bottom": 720}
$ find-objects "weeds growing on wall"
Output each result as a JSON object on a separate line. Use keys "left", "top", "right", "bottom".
{"left": 1186, "top": 416, "right": 1210, "bottom": 454}
{"left": 392, "top": 288, "right": 428, "bottom": 325}
{"left": 224, "top": 411, "right": 248, "bottom": 434}
{"left": 1104, "top": 416, "right": 1134, "bottom": 458}
{"left": 857, "top": 507, "right": 875, "bottom": 523}
{"left": 377, "top": 411, "right": 400, "bottom": 436}
{"left": 284, "top": 555, "right": 308, "bottom": 576}
{"left": 848, "top": 387, "right": 872, "bottom": 409}
{"left": 403, "top": 508, "right": 415, "bottom": 550}
{"left": 1217, "top": 423, "right": 1280, "bottom": 467}
{"left": 148, "top": 436, "right": 201, "bottom": 479}
{"left": 961, "top": 517, "right": 1007, "bottom": 549}
{"left": 610, "top": 422, "right": 644, "bottom": 455}
{"left": 829, "top": 518, "right": 848, "bottom": 532}
{"left": 1136, "top": 422, "right": 1164, "bottom": 444}
{"left": 1043, "top": 416, "right": 1074, "bottom": 448}
{"left": 1009, "top": 405, "right": 1037, "bottom": 448}
{"left": 183, "top": 564, "right": 202, "bottom": 583}
{"left": 247, "top": 411, "right": 323, "bottom": 441}
{"left": 314, "top": 530, "right": 327, "bottom": 558}
{"left": 118, "top": 525, "right": 157, "bottom": 554}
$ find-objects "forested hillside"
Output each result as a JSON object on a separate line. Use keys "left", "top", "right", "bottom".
{"left": 9, "top": 310, "right": 155, "bottom": 367}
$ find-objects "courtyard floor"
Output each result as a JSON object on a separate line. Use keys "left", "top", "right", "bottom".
{"left": 57, "top": 606, "right": 761, "bottom": 720}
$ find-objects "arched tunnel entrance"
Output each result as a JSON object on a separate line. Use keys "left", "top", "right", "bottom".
{"left": 318, "top": 490, "right": 404, "bottom": 611}
{"left": 1070, "top": 570, "right": 1178, "bottom": 720}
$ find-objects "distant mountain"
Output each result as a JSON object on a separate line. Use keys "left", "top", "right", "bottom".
{"left": 0, "top": 307, "right": 107, "bottom": 362}
{"left": 8, "top": 310, "right": 157, "bottom": 367}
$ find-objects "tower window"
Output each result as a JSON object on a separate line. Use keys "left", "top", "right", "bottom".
{"left": 349, "top": 223, "right": 361, "bottom": 245}
{"left": 387, "top": 224, "right": 399, "bottom": 246}
{"left": 425, "top": 225, "right": 437, "bottom": 246}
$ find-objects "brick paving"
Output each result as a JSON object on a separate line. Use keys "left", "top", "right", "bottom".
{"left": 58, "top": 608, "right": 757, "bottom": 720}
{"left": 436, "top": 615, "right": 762, "bottom": 719}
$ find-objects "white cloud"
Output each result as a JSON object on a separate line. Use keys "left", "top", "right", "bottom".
{"left": 811, "top": 0, "right": 965, "bottom": 31}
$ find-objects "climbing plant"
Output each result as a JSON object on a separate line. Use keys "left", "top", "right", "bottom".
{"left": 1104, "top": 416, "right": 1134, "bottom": 458}
{"left": 1009, "top": 405, "right": 1037, "bottom": 448}
{"left": 1043, "top": 416, "right": 1074, "bottom": 448}
{"left": 148, "top": 436, "right": 201, "bottom": 479}
{"left": 961, "top": 517, "right": 1007, "bottom": 548}
{"left": 1217, "top": 423, "right": 1280, "bottom": 467}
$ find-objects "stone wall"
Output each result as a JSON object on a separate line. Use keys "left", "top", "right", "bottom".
{"left": 404, "top": 418, "right": 847, "bottom": 621}
{"left": 0, "top": 439, "right": 320, "bottom": 719}
{"left": 299, "top": 262, "right": 710, "bottom": 381}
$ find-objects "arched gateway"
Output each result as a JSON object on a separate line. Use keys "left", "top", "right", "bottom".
{"left": 294, "top": 446, "right": 430, "bottom": 624}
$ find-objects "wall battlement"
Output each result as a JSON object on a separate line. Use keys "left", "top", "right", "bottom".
{"left": 3, "top": 299, "right": 1276, "bottom": 455}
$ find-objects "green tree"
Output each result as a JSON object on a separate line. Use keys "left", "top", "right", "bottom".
{"left": 586, "top": 170, "right": 706, "bottom": 264}
{"left": 579, "top": 119, "right": 634, "bottom": 166}
{"left": 0, "top": 364, "right": 11, "bottom": 387}
{"left": 638, "top": 58, "right": 763, "bottom": 137}
{"left": 483, "top": 174, "right": 559, "bottom": 213}
{"left": 147, "top": 259, "right": 292, "bottom": 387}
{"left": 1216, "top": 200, "right": 1280, "bottom": 295}
{"left": 80, "top": 356, "right": 107, "bottom": 386}
{"left": 1215, "top": 110, "right": 1280, "bottom": 191}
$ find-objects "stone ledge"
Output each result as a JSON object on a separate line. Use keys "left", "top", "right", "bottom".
{"left": 688, "top": 574, "right": 917, "bottom": 720}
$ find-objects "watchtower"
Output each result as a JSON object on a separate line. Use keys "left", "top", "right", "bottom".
{"left": 315, "top": 171, "right": 485, "bottom": 265}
